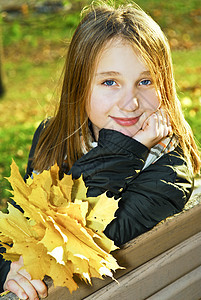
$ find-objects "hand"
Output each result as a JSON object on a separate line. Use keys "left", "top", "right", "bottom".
{"left": 133, "top": 108, "right": 172, "bottom": 149}
{"left": 3, "top": 256, "right": 47, "bottom": 300}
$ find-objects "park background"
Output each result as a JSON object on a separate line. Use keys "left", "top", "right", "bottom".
{"left": 0, "top": 0, "right": 201, "bottom": 211}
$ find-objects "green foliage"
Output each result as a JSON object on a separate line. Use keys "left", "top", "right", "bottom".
{"left": 2, "top": 11, "right": 81, "bottom": 48}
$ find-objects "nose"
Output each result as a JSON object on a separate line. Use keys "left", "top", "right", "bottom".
{"left": 118, "top": 95, "right": 139, "bottom": 112}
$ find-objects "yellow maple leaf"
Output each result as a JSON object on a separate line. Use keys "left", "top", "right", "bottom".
{"left": 0, "top": 160, "right": 122, "bottom": 292}
{"left": 0, "top": 203, "right": 38, "bottom": 241}
{"left": 58, "top": 200, "right": 88, "bottom": 226}
{"left": 71, "top": 175, "right": 87, "bottom": 201}
{"left": 58, "top": 172, "right": 74, "bottom": 201}
{"left": 5, "top": 159, "right": 31, "bottom": 199}
{"left": 86, "top": 193, "right": 119, "bottom": 252}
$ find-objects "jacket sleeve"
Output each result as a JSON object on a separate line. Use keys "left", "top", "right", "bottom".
{"left": 69, "top": 128, "right": 193, "bottom": 246}
{"left": 0, "top": 248, "right": 11, "bottom": 292}
{"left": 104, "top": 151, "right": 193, "bottom": 246}
{"left": 24, "top": 119, "right": 49, "bottom": 181}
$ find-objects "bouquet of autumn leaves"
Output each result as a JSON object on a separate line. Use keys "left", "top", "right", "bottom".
{"left": 0, "top": 161, "right": 122, "bottom": 293}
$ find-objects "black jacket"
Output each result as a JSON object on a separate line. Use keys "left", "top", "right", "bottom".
{"left": 0, "top": 122, "right": 193, "bottom": 291}
{"left": 68, "top": 129, "right": 193, "bottom": 245}
{"left": 24, "top": 123, "right": 194, "bottom": 245}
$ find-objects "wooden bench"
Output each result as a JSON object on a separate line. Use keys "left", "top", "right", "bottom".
{"left": 1, "top": 195, "right": 201, "bottom": 300}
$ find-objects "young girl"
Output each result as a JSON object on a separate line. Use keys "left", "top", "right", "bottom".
{"left": 1, "top": 1, "right": 200, "bottom": 299}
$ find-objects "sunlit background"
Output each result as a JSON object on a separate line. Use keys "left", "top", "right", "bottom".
{"left": 0, "top": 0, "right": 201, "bottom": 210}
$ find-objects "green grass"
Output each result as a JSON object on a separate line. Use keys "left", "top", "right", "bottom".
{"left": 172, "top": 49, "right": 201, "bottom": 144}
{"left": 0, "top": 0, "right": 201, "bottom": 210}
{"left": 0, "top": 54, "right": 64, "bottom": 210}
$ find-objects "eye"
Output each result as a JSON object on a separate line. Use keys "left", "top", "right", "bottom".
{"left": 139, "top": 79, "right": 152, "bottom": 86}
{"left": 102, "top": 80, "right": 117, "bottom": 86}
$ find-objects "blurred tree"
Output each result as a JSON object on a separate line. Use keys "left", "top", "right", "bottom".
{"left": 0, "top": 60, "right": 4, "bottom": 98}
{"left": 0, "top": 15, "right": 4, "bottom": 98}
{"left": 68, "top": 0, "right": 89, "bottom": 11}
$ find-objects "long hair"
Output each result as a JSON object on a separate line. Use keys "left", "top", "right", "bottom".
{"left": 33, "top": 1, "right": 200, "bottom": 174}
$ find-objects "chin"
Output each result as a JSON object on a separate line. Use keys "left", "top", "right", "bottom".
{"left": 114, "top": 127, "right": 137, "bottom": 137}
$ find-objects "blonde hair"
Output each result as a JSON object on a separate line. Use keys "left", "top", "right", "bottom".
{"left": 33, "top": 1, "right": 200, "bottom": 175}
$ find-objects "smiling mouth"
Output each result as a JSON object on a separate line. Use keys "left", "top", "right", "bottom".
{"left": 110, "top": 116, "right": 140, "bottom": 126}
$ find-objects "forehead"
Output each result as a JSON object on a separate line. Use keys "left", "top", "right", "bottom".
{"left": 95, "top": 38, "right": 148, "bottom": 73}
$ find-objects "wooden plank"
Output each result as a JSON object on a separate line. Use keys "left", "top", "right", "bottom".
{"left": 147, "top": 266, "right": 201, "bottom": 300}
{"left": 113, "top": 201, "right": 201, "bottom": 275}
{"left": 84, "top": 232, "right": 201, "bottom": 300}
{"left": 45, "top": 202, "right": 201, "bottom": 300}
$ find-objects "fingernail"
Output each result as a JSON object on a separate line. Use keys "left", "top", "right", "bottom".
{"left": 21, "top": 293, "right": 28, "bottom": 300}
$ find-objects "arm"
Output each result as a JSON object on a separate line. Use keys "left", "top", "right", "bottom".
{"left": 104, "top": 150, "right": 193, "bottom": 246}
{"left": 69, "top": 128, "right": 193, "bottom": 246}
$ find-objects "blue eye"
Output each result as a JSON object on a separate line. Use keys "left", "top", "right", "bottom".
{"left": 139, "top": 79, "right": 152, "bottom": 86}
{"left": 103, "top": 80, "right": 116, "bottom": 86}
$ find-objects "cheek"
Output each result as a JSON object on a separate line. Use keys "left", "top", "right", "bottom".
{"left": 140, "top": 90, "right": 160, "bottom": 111}
{"left": 87, "top": 102, "right": 100, "bottom": 120}
{"left": 86, "top": 98, "right": 104, "bottom": 123}
{"left": 87, "top": 92, "right": 112, "bottom": 119}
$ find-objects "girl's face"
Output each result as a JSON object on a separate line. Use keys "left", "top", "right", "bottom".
{"left": 87, "top": 40, "right": 160, "bottom": 140}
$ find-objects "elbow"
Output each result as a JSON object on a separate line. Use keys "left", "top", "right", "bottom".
{"left": 103, "top": 214, "right": 148, "bottom": 246}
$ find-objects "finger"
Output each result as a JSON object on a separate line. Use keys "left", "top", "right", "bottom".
{"left": 159, "top": 109, "right": 173, "bottom": 135}
{"left": 167, "top": 114, "right": 172, "bottom": 127}
{"left": 19, "top": 268, "right": 47, "bottom": 299}
{"left": 140, "top": 109, "right": 156, "bottom": 126}
{"left": 141, "top": 113, "right": 153, "bottom": 130}
{"left": 17, "top": 280, "right": 39, "bottom": 300}
{"left": 10, "top": 274, "right": 39, "bottom": 300}
{"left": 18, "top": 268, "right": 32, "bottom": 281}
{"left": 5, "top": 279, "right": 28, "bottom": 300}
{"left": 154, "top": 110, "right": 161, "bottom": 129}
{"left": 18, "top": 268, "right": 47, "bottom": 299}
{"left": 152, "top": 111, "right": 160, "bottom": 128}
{"left": 160, "top": 108, "right": 170, "bottom": 125}
{"left": 139, "top": 111, "right": 150, "bottom": 128}
{"left": 154, "top": 110, "right": 168, "bottom": 138}
{"left": 31, "top": 280, "right": 48, "bottom": 299}
{"left": 168, "top": 125, "right": 173, "bottom": 136}
{"left": 157, "top": 110, "right": 168, "bottom": 135}
{"left": 10, "top": 256, "right": 24, "bottom": 273}
{"left": 159, "top": 109, "right": 166, "bottom": 123}
{"left": 18, "top": 276, "right": 40, "bottom": 300}
{"left": 141, "top": 117, "right": 149, "bottom": 130}
{"left": 18, "top": 255, "right": 24, "bottom": 266}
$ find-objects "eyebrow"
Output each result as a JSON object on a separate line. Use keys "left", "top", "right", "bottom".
{"left": 140, "top": 71, "right": 151, "bottom": 76}
{"left": 96, "top": 70, "right": 151, "bottom": 77}
{"left": 96, "top": 71, "right": 121, "bottom": 77}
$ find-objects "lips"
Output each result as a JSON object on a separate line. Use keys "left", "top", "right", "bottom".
{"left": 110, "top": 116, "right": 140, "bottom": 126}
